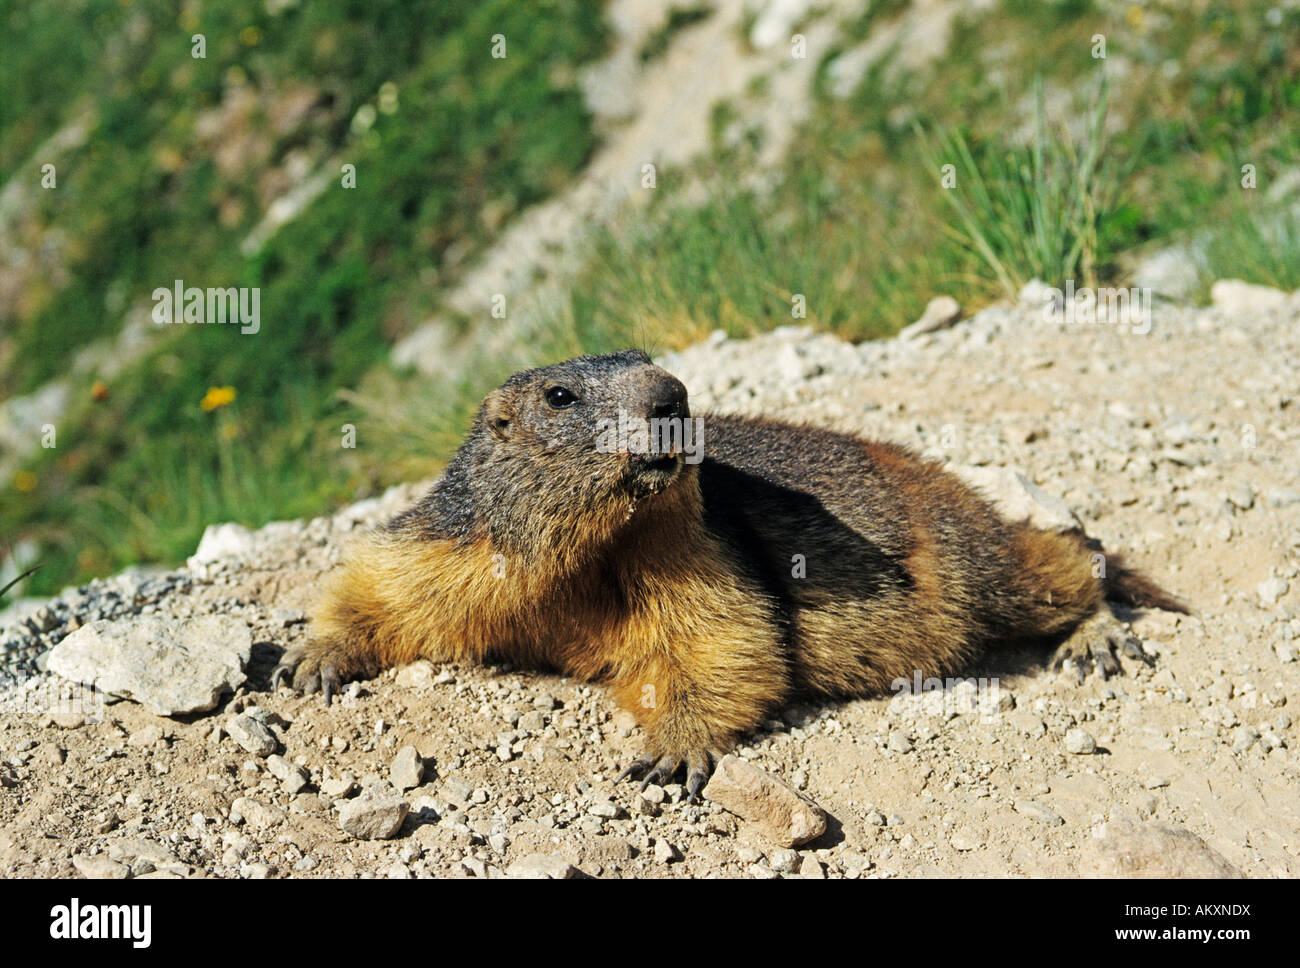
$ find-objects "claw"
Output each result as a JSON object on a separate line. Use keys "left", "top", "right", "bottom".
{"left": 321, "top": 664, "right": 340, "bottom": 705}
{"left": 641, "top": 755, "right": 681, "bottom": 789}
{"left": 617, "top": 754, "right": 657, "bottom": 784}
{"left": 1052, "top": 611, "right": 1156, "bottom": 683}
{"left": 619, "top": 749, "right": 715, "bottom": 801}
{"left": 270, "top": 664, "right": 292, "bottom": 691}
{"left": 1121, "top": 636, "right": 1154, "bottom": 665}
{"left": 1091, "top": 644, "right": 1120, "bottom": 679}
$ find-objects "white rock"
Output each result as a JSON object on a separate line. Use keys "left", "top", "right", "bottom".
{"left": 1258, "top": 577, "right": 1289, "bottom": 607}
{"left": 1210, "top": 279, "right": 1288, "bottom": 314}
{"left": 48, "top": 616, "right": 250, "bottom": 716}
{"left": 900, "top": 295, "right": 962, "bottom": 339}
{"left": 338, "top": 786, "right": 409, "bottom": 840}
{"left": 187, "top": 522, "right": 258, "bottom": 567}
{"left": 1065, "top": 728, "right": 1097, "bottom": 754}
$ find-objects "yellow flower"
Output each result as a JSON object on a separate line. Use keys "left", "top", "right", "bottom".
{"left": 14, "top": 471, "right": 37, "bottom": 492}
{"left": 200, "top": 386, "right": 237, "bottom": 411}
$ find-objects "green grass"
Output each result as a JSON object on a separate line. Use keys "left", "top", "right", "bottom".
{"left": 2, "top": 0, "right": 609, "bottom": 593}
{"left": 1198, "top": 195, "right": 1300, "bottom": 293}
{"left": 915, "top": 77, "right": 1122, "bottom": 296}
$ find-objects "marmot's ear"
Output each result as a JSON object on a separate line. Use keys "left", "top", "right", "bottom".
{"left": 482, "top": 390, "right": 513, "bottom": 441}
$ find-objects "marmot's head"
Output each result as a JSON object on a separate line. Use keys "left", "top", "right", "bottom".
{"left": 479, "top": 349, "right": 693, "bottom": 497}
{"left": 461, "top": 350, "right": 701, "bottom": 559}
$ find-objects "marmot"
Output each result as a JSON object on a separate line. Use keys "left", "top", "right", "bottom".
{"left": 273, "top": 349, "right": 1185, "bottom": 800}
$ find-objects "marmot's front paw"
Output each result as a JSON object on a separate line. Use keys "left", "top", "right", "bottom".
{"left": 271, "top": 639, "right": 365, "bottom": 704}
{"left": 1051, "top": 610, "right": 1154, "bottom": 681}
{"left": 618, "top": 748, "right": 715, "bottom": 803}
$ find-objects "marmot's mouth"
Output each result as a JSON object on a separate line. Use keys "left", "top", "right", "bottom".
{"left": 626, "top": 451, "right": 683, "bottom": 492}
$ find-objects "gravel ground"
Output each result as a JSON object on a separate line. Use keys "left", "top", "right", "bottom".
{"left": 1, "top": 282, "right": 1297, "bottom": 878}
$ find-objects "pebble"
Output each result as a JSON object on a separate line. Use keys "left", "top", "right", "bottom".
{"left": 1082, "top": 819, "right": 1242, "bottom": 877}
{"left": 321, "top": 774, "right": 357, "bottom": 798}
{"left": 887, "top": 731, "right": 914, "bottom": 753}
{"left": 72, "top": 854, "right": 129, "bottom": 879}
{"left": 798, "top": 855, "right": 825, "bottom": 879}
{"left": 338, "top": 786, "right": 410, "bottom": 840}
{"left": 1064, "top": 728, "right": 1097, "bottom": 754}
{"left": 231, "top": 796, "right": 286, "bottom": 829}
{"left": 654, "top": 839, "right": 681, "bottom": 864}
{"left": 507, "top": 853, "right": 577, "bottom": 879}
{"left": 1014, "top": 800, "right": 1064, "bottom": 826}
{"left": 767, "top": 847, "right": 800, "bottom": 873}
{"left": 266, "top": 754, "right": 310, "bottom": 794}
{"left": 226, "top": 710, "right": 278, "bottom": 757}
{"left": 702, "top": 755, "right": 827, "bottom": 847}
{"left": 390, "top": 745, "right": 425, "bottom": 790}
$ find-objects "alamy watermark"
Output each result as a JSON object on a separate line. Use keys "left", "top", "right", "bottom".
{"left": 595, "top": 411, "right": 705, "bottom": 464}
{"left": 151, "top": 279, "right": 260, "bottom": 334}
{"left": 889, "top": 670, "right": 1005, "bottom": 723}
{"left": 1042, "top": 281, "right": 1151, "bottom": 335}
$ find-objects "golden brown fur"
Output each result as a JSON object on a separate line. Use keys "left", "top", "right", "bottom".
{"left": 274, "top": 350, "right": 1185, "bottom": 796}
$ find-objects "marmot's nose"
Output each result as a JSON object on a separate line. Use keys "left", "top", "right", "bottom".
{"left": 646, "top": 378, "right": 689, "bottom": 421}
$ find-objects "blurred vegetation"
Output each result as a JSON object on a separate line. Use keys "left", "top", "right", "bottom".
{"left": 2, "top": 0, "right": 607, "bottom": 592}
{"left": 3, "top": 0, "right": 1299, "bottom": 596}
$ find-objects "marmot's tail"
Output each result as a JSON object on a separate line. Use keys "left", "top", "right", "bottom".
{"left": 1103, "top": 554, "right": 1191, "bottom": 614}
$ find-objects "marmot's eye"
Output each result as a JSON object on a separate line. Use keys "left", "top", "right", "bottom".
{"left": 545, "top": 386, "right": 578, "bottom": 409}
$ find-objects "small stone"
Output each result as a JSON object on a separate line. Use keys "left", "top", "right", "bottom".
{"left": 1210, "top": 279, "right": 1288, "bottom": 315}
{"left": 230, "top": 796, "right": 285, "bottom": 830}
{"left": 654, "top": 839, "right": 681, "bottom": 864}
{"left": 293, "top": 855, "right": 319, "bottom": 872}
{"left": 702, "top": 755, "right": 827, "bottom": 847}
{"left": 1231, "top": 725, "right": 1259, "bottom": 753}
{"left": 266, "top": 754, "right": 310, "bottom": 794}
{"left": 338, "top": 786, "right": 409, "bottom": 840}
{"left": 226, "top": 711, "right": 277, "bottom": 757}
{"left": 798, "top": 855, "right": 825, "bottom": 879}
{"left": 1014, "top": 799, "right": 1064, "bottom": 826}
{"left": 72, "top": 855, "right": 129, "bottom": 879}
{"left": 507, "top": 853, "right": 577, "bottom": 879}
{"left": 1225, "top": 483, "right": 1255, "bottom": 510}
{"left": 321, "top": 773, "right": 357, "bottom": 799}
{"left": 390, "top": 745, "right": 425, "bottom": 790}
{"left": 640, "top": 784, "right": 667, "bottom": 805}
{"left": 887, "top": 731, "right": 914, "bottom": 753}
{"left": 48, "top": 615, "right": 251, "bottom": 716}
{"left": 395, "top": 661, "right": 436, "bottom": 690}
{"left": 1258, "top": 577, "right": 1289, "bottom": 607}
{"left": 900, "top": 295, "right": 961, "bottom": 339}
{"left": 588, "top": 800, "right": 622, "bottom": 819}
{"left": 768, "top": 847, "right": 800, "bottom": 873}
{"left": 127, "top": 724, "right": 165, "bottom": 748}
{"left": 518, "top": 710, "right": 546, "bottom": 731}
{"left": 950, "top": 827, "right": 984, "bottom": 851}
{"left": 1064, "top": 728, "right": 1097, "bottom": 754}
{"left": 1081, "top": 820, "right": 1242, "bottom": 878}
